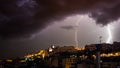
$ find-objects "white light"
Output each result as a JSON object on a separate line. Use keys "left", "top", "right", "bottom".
{"left": 106, "top": 24, "right": 112, "bottom": 43}
{"left": 49, "top": 47, "right": 53, "bottom": 52}
{"left": 52, "top": 45, "right": 55, "bottom": 48}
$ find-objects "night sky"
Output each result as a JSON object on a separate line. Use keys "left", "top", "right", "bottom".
{"left": 0, "top": 0, "right": 120, "bottom": 59}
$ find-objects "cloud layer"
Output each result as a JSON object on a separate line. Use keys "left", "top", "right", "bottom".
{"left": 0, "top": 0, "right": 120, "bottom": 39}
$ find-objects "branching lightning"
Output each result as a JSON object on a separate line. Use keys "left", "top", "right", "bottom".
{"left": 106, "top": 24, "right": 113, "bottom": 43}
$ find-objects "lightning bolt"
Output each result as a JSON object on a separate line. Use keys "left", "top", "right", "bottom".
{"left": 74, "top": 15, "right": 83, "bottom": 47}
{"left": 74, "top": 18, "right": 80, "bottom": 47}
{"left": 106, "top": 24, "right": 112, "bottom": 43}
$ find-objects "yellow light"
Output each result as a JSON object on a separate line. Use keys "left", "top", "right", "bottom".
{"left": 42, "top": 54, "right": 45, "bottom": 58}
{"left": 6, "top": 59, "right": 13, "bottom": 62}
{"left": 37, "top": 56, "right": 41, "bottom": 58}
{"left": 115, "top": 53, "right": 118, "bottom": 55}
{"left": 92, "top": 55, "right": 96, "bottom": 59}
{"left": 19, "top": 60, "right": 25, "bottom": 63}
{"left": 35, "top": 54, "right": 38, "bottom": 56}
{"left": 101, "top": 53, "right": 108, "bottom": 57}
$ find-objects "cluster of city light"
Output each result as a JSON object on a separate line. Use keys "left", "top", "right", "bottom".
{"left": 79, "top": 55, "right": 88, "bottom": 60}
{"left": 101, "top": 52, "right": 120, "bottom": 57}
{"left": 75, "top": 47, "right": 85, "bottom": 50}
{"left": 6, "top": 59, "right": 13, "bottom": 62}
{"left": 25, "top": 45, "right": 56, "bottom": 59}
{"left": 25, "top": 50, "right": 48, "bottom": 59}
{"left": 25, "top": 54, "right": 34, "bottom": 58}
{"left": 91, "top": 52, "right": 120, "bottom": 59}
{"left": 4, "top": 59, "right": 26, "bottom": 63}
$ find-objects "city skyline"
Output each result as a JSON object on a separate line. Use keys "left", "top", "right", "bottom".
{"left": 0, "top": 0, "right": 120, "bottom": 59}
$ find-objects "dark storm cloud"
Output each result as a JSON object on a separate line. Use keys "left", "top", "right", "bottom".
{"left": 61, "top": 25, "right": 77, "bottom": 30}
{"left": 90, "top": 3, "right": 120, "bottom": 25}
{"left": 0, "top": 0, "right": 120, "bottom": 39}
